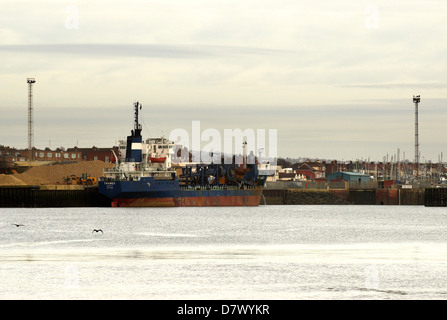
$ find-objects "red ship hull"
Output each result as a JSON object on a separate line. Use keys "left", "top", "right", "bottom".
{"left": 111, "top": 193, "right": 262, "bottom": 207}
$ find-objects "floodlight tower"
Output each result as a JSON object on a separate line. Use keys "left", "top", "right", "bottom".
{"left": 413, "top": 95, "right": 420, "bottom": 181}
{"left": 27, "top": 78, "right": 36, "bottom": 150}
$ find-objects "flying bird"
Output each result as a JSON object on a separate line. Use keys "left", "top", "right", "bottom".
{"left": 92, "top": 229, "right": 103, "bottom": 234}
{"left": 12, "top": 224, "right": 24, "bottom": 227}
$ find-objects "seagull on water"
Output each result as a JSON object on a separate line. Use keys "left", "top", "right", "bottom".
{"left": 12, "top": 224, "right": 24, "bottom": 227}
{"left": 92, "top": 229, "right": 103, "bottom": 234}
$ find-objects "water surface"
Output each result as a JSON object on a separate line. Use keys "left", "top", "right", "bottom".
{"left": 0, "top": 205, "right": 446, "bottom": 299}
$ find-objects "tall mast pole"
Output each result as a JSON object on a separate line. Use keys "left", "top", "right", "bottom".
{"left": 413, "top": 95, "right": 420, "bottom": 182}
{"left": 27, "top": 78, "right": 36, "bottom": 150}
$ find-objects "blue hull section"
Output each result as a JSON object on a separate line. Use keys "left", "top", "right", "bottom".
{"left": 98, "top": 177, "right": 263, "bottom": 207}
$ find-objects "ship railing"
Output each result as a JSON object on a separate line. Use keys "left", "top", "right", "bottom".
{"left": 102, "top": 169, "right": 175, "bottom": 179}
{"left": 100, "top": 176, "right": 140, "bottom": 182}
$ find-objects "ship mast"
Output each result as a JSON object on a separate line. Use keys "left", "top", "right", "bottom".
{"left": 125, "top": 101, "right": 143, "bottom": 162}
{"left": 133, "top": 101, "right": 142, "bottom": 136}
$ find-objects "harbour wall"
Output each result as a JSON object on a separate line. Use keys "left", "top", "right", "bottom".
{"left": 425, "top": 188, "right": 447, "bottom": 207}
{"left": 0, "top": 185, "right": 440, "bottom": 207}
{"left": 263, "top": 188, "right": 426, "bottom": 205}
{"left": 0, "top": 185, "right": 110, "bottom": 208}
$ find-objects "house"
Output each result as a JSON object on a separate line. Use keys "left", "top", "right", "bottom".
{"left": 295, "top": 162, "right": 323, "bottom": 180}
{"left": 66, "top": 146, "right": 119, "bottom": 163}
{"left": 278, "top": 172, "right": 298, "bottom": 181}
{"left": 1, "top": 146, "right": 82, "bottom": 163}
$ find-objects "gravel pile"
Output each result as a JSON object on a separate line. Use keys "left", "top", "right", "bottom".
{"left": 0, "top": 174, "right": 27, "bottom": 186}
{"left": 0, "top": 161, "right": 114, "bottom": 186}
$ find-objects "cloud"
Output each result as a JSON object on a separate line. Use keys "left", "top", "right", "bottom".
{"left": 339, "top": 82, "right": 447, "bottom": 89}
{"left": 0, "top": 43, "right": 289, "bottom": 60}
{"left": 1, "top": 0, "right": 447, "bottom": 161}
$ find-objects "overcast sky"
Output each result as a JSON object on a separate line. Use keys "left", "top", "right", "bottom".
{"left": 1, "top": 0, "right": 446, "bottom": 162}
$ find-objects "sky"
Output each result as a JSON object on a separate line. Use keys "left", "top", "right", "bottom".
{"left": 1, "top": 0, "right": 446, "bottom": 162}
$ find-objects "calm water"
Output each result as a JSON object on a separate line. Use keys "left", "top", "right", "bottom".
{"left": 0, "top": 205, "right": 446, "bottom": 300}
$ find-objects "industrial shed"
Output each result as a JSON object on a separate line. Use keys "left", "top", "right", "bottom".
{"left": 327, "top": 172, "right": 371, "bottom": 182}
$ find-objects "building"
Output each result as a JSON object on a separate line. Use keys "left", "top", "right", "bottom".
{"left": 32, "top": 148, "right": 82, "bottom": 162}
{"left": 278, "top": 172, "right": 298, "bottom": 181}
{"left": 1, "top": 145, "right": 120, "bottom": 166}
{"left": 296, "top": 163, "right": 317, "bottom": 180}
{"left": 327, "top": 171, "right": 371, "bottom": 182}
{"left": 0, "top": 146, "right": 82, "bottom": 163}
{"left": 66, "top": 146, "right": 119, "bottom": 163}
{"left": 322, "top": 160, "right": 339, "bottom": 176}
{"left": 0, "top": 146, "right": 23, "bottom": 163}
{"left": 268, "top": 166, "right": 306, "bottom": 182}
{"left": 294, "top": 160, "right": 325, "bottom": 179}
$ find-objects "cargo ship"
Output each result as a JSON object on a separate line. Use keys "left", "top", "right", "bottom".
{"left": 98, "top": 102, "right": 267, "bottom": 207}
